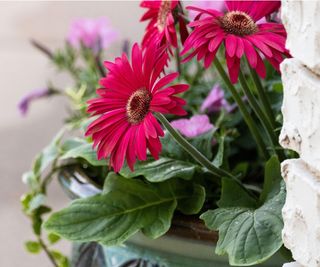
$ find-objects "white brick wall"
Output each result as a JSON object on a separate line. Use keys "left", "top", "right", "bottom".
{"left": 281, "top": 1, "right": 320, "bottom": 267}
{"left": 281, "top": 0, "right": 320, "bottom": 75}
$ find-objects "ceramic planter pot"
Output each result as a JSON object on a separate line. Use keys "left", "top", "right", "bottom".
{"left": 58, "top": 167, "right": 287, "bottom": 267}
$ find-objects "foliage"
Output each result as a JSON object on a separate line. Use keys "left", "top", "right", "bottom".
{"left": 44, "top": 173, "right": 205, "bottom": 245}
{"left": 201, "top": 156, "right": 285, "bottom": 266}
{"left": 21, "top": 3, "right": 290, "bottom": 267}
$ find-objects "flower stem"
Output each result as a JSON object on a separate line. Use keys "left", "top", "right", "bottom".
{"left": 30, "top": 39, "right": 54, "bottom": 60}
{"left": 175, "top": 45, "right": 182, "bottom": 75}
{"left": 247, "top": 61, "right": 276, "bottom": 129}
{"left": 37, "top": 237, "right": 59, "bottom": 267}
{"left": 155, "top": 113, "right": 257, "bottom": 198}
{"left": 213, "top": 58, "right": 269, "bottom": 159}
{"left": 95, "top": 52, "right": 106, "bottom": 77}
{"left": 238, "top": 70, "right": 278, "bottom": 155}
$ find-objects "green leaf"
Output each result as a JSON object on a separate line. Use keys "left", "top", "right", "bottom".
{"left": 60, "top": 138, "right": 107, "bottom": 166}
{"left": 21, "top": 193, "right": 33, "bottom": 213}
{"left": 217, "top": 179, "right": 257, "bottom": 208}
{"left": 51, "top": 250, "right": 70, "bottom": 267}
{"left": 201, "top": 157, "right": 285, "bottom": 266}
{"left": 160, "top": 130, "right": 215, "bottom": 162}
{"left": 190, "top": 130, "right": 215, "bottom": 160}
{"left": 22, "top": 171, "right": 39, "bottom": 191}
{"left": 120, "top": 157, "right": 196, "bottom": 182}
{"left": 48, "top": 233, "right": 61, "bottom": 245}
{"left": 260, "top": 155, "right": 282, "bottom": 203}
{"left": 32, "top": 206, "right": 52, "bottom": 236}
{"left": 44, "top": 174, "right": 205, "bottom": 245}
{"left": 176, "top": 184, "right": 206, "bottom": 215}
{"left": 160, "top": 132, "right": 185, "bottom": 160}
{"left": 28, "top": 193, "right": 46, "bottom": 212}
{"left": 212, "top": 135, "right": 225, "bottom": 167}
{"left": 32, "top": 154, "right": 43, "bottom": 176}
{"left": 40, "top": 129, "right": 65, "bottom": 172}
{"left": 25, "top": 241, "right": 41, "bottom": 254}
{"left": 232, "top": 162, "right": 249, "bottom": 180}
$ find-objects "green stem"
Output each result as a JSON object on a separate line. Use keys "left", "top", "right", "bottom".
{"left": 155, "top": 113, "right": 257, "bottom": 198}
{"left": 247, "top": 61, "right": 276, "bottom": 129}
{"left": 95, "top": 52, "right": 106, "bottom": 77}
{"left": 37, "top": 237, "right": 59, "bottom": 267}
{"left": 213, "top": 58, "right": 269, "bottom": 159}
{"left": 156, "top": 113, "right": 227, "bottom": 178}
{"left": 238, "top": 70, "right": 278, "bottom": 155}
{"left": 175, "top": 45, "right": 182, "bottom": 75}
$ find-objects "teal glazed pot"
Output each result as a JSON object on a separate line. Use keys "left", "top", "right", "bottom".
{"left": 58, "top": 167, "right": 286, "bottom": 267}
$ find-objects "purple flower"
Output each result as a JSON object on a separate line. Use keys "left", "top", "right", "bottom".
{"left": 18, "top": 88, "right": 52, "bottom": 116}
{"left": 201, "top": 84, "right": 234, "bottom": 113}
{"left": 171, "top": 115, "right": 215, "bottom": 138}
{"left": 67, "top": 17, "right": 118, "bottom": 52}
{"left": 188, "top": 1, "right": 226, "bottom": 20}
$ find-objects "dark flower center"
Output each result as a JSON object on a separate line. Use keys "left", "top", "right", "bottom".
{"left": 157, "top": 0, "right": 171, "bottom": 32}
{"left": 126, "top": 89, "right": 152, "bottom": 124}
{"left": 220, "top": 11, "right": 258, "bottom": 36}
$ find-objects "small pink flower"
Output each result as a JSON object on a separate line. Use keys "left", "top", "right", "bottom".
{"left": 201, "top": 84, "right": 233, "bottom": 113}
{"left": 67, "top": 17, "right": 118, "bottom": 52}
{"left": 171, "top": 114, "right": 215, "bottom": 138}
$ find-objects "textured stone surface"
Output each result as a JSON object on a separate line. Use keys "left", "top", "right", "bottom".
{"left": 280, "top": 1, "right": 320, "bottom": 266}
{"left": 280, "top": 58, "right": 320, "bottom": 170}
{"left": 282, "top": 159, "right": 320, "bottom": 267}
{"left": 282, "top": 0, "right": 320, "bottom": 75}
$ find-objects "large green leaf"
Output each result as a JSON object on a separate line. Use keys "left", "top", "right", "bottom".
{"left": 60, "top": 138, "right": 107, "bottom": 166}
{"left": 120, "top": 157, "right": 196, "bottom": 182}
{"left": 45, "top": 174, "right": 205, "bottom": 245}
{"left": 201, "top": 156, "right": 285, "bottom": 266}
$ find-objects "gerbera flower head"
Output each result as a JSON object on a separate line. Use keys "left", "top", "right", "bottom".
{"left": 140, "top": 0, "right": 188, "bottom": 50}
{"left": 85, "top": 43, "right": 189, "bottom": 172}
{"left": 181, "top": 1, "right": 289, "bottom": 83}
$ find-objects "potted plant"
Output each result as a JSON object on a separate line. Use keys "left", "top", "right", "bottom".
{"left": 20, "top": 1, "right": 293, "bottom": 266}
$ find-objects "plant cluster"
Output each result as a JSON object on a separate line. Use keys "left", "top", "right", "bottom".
{"left": 20, "top": 1, "right": 293, "bottom": 266}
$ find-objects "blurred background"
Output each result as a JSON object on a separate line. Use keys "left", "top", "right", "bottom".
{"left": 0, "top": 1, "right": 144, "bottom": 266}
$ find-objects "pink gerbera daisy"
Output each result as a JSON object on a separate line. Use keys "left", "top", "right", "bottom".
{"left": 181, "top": 1, "right": 289, "bottom": 83}
{"left": 85, "top": 43, "right": 188, "bottom": 172}
{"left": 140, "top": 0, "right": 188, "bottom": 50}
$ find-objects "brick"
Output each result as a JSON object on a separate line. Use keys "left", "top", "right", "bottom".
{"left": 281, "top": 0, "right": 320, "bottom": 75}
{"left": 283, "top": 262, "right": 304, "bottom": 267}
{"left": 280, "top": 58, "right": 320, "bottom": 170}
{"left": 282, "top": 159, "right": 320, "bottom": 267}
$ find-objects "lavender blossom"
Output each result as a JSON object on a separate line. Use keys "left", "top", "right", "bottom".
{"left": 201, "top": 84, "right": 234, "bottom": 113}
{"left": 18, "top": 88, "right": 52, "bottom": 116}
